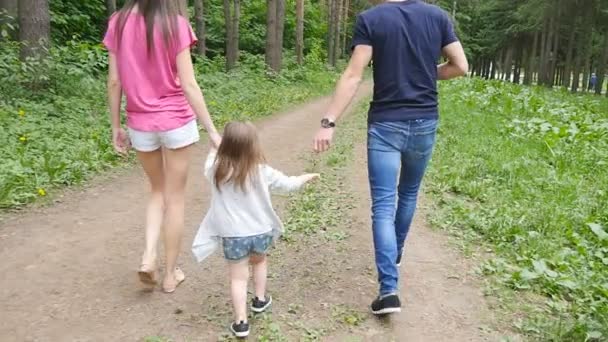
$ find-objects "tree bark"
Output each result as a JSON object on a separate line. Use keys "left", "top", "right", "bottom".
{"left": 332, "top": 0, "right": 342, "bottom": 62}
{"left": 341, "top": 0, "right": 350, "bottom": 57}
{"left": 524, "top": 31, "right": 539, "bottom": 85}
{"left": 265, "top": 0, "right": 277, "bottom": 70}
{"left": 503, "top": 46, "right": 513, "bottom": 82}
{"left": 548, "top": 3, "right": 561, "bottom": 87}
{"left": 295, "top": 0, "right": 304, "bottom": 65}
{"left": 225, "top": 0, "right": 239, "bottom": 71}
{"left": 274, "top": 0, "right": 285, "bottom": 71}
{"left": 562, "top": 19, "right": 577, "bottom": 87}
{"left": 595, "top": 33, "right": 608, "bottom": 94}
{"left": 328, "top": 0, "right": 339, "bottom": 66}
{"left": 18, "top": 0, "right": 50, "bottom": 60}
{"left": 105, "top": 0, "right": 116, "bottom": 16}
{"left": 0, "top": 0, "right": 18, "bottom": 40}
{"left": 194, "top": 0, "right": 206, "bottom": 56}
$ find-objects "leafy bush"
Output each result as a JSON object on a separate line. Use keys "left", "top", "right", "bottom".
{"left": 429, "top": 78, "right": 608, "bottom": 340}
{"left": 0, "top": 46, "right": 339, "bottom": 208}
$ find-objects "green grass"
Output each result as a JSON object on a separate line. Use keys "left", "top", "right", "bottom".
{"left": 0, "top": 52, "right": 339, "bottom": 209}
{"left": 428, "top": 78, "right": 608, "bottom": 341}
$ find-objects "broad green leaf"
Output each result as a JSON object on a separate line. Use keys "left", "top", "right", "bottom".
{"left": 588, "top": 223, "right": 608, "bottom": 241}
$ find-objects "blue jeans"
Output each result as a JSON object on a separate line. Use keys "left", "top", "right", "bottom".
{"left": 367, "top": 119, "right": 438, "bottom": 296}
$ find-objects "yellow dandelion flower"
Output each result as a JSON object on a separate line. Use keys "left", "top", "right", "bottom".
{"left": 19, "top": 136, "right": 27, "bottom": 142}
{"left": 18, "top": 109, "right": 25, "bottom": 117}
{"left": 38, "top": 188, "right": 46, "bottom": 196}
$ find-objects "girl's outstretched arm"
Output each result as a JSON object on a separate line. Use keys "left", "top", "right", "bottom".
{"left": 176, "top": 48, "right": 222, "bottom": 148}
{"left": 263, "top": 166, "right": 319, "bottom": 193}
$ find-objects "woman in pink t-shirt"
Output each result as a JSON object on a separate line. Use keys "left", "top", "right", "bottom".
{"left": 103, "top": 0, "right": 221, "bottom": 293}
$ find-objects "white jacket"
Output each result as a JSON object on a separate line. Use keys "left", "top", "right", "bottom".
{"left": 192, "top": 150, "right": 309, "bottom": 262}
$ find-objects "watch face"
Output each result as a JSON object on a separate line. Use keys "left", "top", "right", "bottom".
{"left": 321, "top": 119, "right": 334, "bottom": 128}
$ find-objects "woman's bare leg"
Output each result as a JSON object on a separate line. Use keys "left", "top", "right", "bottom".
{"left": 136, "top": 149, "right": 165, "bottom": 276}
{"left": 161, "top": 145, "right": 193, "bottom": 291}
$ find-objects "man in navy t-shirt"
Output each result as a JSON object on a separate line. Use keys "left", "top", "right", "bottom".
{"left": 313, "top": 0, "right": 468, "bottom": 315}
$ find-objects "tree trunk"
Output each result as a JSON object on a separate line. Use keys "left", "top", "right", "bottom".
{"left": 328, "top": 0, "right": 337, "bottom": 66}
{"left": 105, "top": 0, "right": 116, "bottom": 16}
{"left": 274, "top": 0, "right": 285, "bottom": 72}
{"left": 194, "top": 0, "right": 206, "bottom": 56}
{"left": 562, "top": 20, "right": 577, "bottom": 87}
{"left": 0, "top": 0, "right": 18, "bottom": 40}
{"left": 524, "top": 31, "right": 539, "bottom": 85}
{"left": 341, "top": 0, "right": 350, "bottom": 57}
{"left": 548, "top": 3, "right": 561, "bottom": 87}
{"left": 513, "top": 42, "right": 524, "bottom": 84}
{"left": 332, "top": 0, "right": 342, "bottom": 62}
{"left": 595, "top": 33, "right": 608, "bottom": 95}
{"left": 265, "top": 0, "right": 277, "bottom": 70}
{"left": 538, "top": 17, "right": 549, "bottom": 85}
{"left": 504, "top": 46, "right": 513, "bottom": 82}
{"left": 18, "top": 0, "right": 50, "bottom": 60}
{"left": 295, "top": 0, "right": 304, "bottom": 65}
{"left": 224, "top": 0, "right": 233, "bottom": 70}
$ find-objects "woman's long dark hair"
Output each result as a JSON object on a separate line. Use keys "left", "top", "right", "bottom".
{"left": 114, "top": 0, "right": 184, "bottom": 54}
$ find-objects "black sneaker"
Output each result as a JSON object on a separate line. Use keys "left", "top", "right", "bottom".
{"left": 396, "top": 248, "right": 404, "bottom": 266}
{"left": 230, "top": 321, "right": 250, "bottom": 338}
{"left": 251, "top": 295, "right": 272, "bottom": 313}
{"left": 371, "top": 294, "right": 402, "bottom": 315}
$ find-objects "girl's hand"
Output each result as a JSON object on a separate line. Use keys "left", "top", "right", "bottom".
{"left": 112, "top": 127, "right": 130, "bottom": 155}
{"left": 302, "top": 173, "right": 321, "bottom": 183}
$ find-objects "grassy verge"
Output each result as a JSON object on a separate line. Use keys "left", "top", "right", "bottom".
{"left": 0, "top": 52, "right": 339, "bottom": 209}
{"left": 427, "top": 78, "right": 608, "bottom": 341}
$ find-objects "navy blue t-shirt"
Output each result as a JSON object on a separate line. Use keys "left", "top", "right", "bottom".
{"left": 352, "top": 0, "right": 458, "bottom": 122}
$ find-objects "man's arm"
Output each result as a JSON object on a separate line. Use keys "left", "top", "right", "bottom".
{"left": 313, "top": 45, "right": 372, "bottom": 152}
{"left": 324, "top": 45, "right": 372, "bottom": 122}
{"left": 438, "top": 41, "right": 468, "bottom": 80}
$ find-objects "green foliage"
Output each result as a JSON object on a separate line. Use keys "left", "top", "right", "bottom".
{"left": 0, "top": 45, "right": 339, "bottom": 209}
{"left": 50, "top": 0, "right": 107, "bottom": 43}
{"left": 429, "top": 78, "right": 608, "bottom": 340}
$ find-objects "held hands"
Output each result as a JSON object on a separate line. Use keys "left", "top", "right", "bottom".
{"left": 112, "top": 127, "right": 130, "bottom": 155}
{"left": 313, "top": 128, "right": 334, "bottom": 153}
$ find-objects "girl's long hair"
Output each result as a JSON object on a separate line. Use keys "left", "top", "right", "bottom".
{"left": 214, "top": 122, "right": 266, "bottom": 192}
{"left": 114, "top": 0, "right": 185, "bottom": 54}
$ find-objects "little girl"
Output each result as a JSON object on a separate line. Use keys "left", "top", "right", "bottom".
{"left": 192, "top": 121, "right": 318, "bottom": 337}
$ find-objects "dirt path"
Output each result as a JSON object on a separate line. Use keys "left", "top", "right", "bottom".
{"left": 0, "top": 86, "right": 500, "bottom": 342}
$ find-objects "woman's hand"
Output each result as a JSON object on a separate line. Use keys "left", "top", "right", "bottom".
{"left": 112, "top": 127, "right": 130, "bottom": 155}
{"left": 209, "top": 131, "right": 222, "bottom": 149}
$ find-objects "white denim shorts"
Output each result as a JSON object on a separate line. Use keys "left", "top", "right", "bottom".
{"left": 128, "top": 120, "right": 200, "bottom": 152}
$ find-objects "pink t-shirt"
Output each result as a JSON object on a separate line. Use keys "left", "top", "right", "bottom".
{"left": 103, "top": 13, "right": 197, "bottom": 132}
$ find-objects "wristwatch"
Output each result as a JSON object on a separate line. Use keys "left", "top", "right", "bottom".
{"left": 321, "top": 118, "right": 336, "bottom": 129}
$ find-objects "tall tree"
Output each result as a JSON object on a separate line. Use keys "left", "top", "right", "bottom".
{"left": 194, "top": 0, "right": 206, "bottom": 56}
{"left": 275, "top": 0, "right": 285, "bottom": 71}
{"left": 327, "top": 0, "right": 338, "bottom": 66}
{"left": 224, "top": 0, "right": 240, "bottom": 71}
{"left": 18, "top": 0, "right": 50, "bottom": 60}
{"left": 341, "top": 0, "right": 350, "bottom": 57}
{"left": 106, "top": 0, "right": 116, "bottom": 16}
{"left": 265, "top": 0, "right": 278, "bottom": 70}
{"left": 295, "top": 0, "right": 304, "bottom": 65}
{"left": 332, "top": 0, "right": 343, "bottom": 63}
